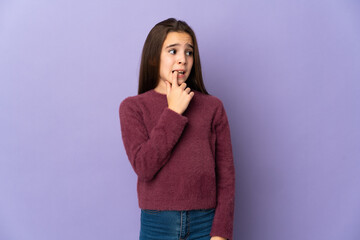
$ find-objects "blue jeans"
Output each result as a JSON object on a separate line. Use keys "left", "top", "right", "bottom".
{"left": 140, "top": 208, "right": 215, "bottom": 240}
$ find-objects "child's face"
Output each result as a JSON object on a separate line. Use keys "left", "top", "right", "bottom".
{"left": 159, "top": 32, "right": 194, "bottom": 86}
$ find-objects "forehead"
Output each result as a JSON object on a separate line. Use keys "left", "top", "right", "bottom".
{"left": 163, "top": 32, "right": 193, "bottom": 47}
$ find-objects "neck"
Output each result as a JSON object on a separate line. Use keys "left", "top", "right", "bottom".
{"left": 154, "top": 80, "right": 167, "bottom": 95}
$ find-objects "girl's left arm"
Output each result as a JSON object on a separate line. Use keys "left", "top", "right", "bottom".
{"left": 209, "top": 100, "right": 235, "bottom": 240}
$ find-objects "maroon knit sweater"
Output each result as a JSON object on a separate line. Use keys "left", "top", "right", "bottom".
{"left": 119, "top": 89, "right": 235, "bottom": 240}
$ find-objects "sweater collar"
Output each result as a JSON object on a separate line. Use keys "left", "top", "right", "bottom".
{"left": 149, "top": 89, "right": 167, "bottom": 97}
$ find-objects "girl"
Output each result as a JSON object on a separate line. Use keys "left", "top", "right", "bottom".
{"left": 119, "top": 18, "right": 235, "bottom": 240}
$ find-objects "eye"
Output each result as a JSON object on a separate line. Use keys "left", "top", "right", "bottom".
{"left": 169, "top": 49, "right": 176, "bottom": 54}
{"left": 186, "top": 51, "right": 193, "bottom": 56}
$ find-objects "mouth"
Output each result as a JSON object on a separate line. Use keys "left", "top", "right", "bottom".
{"left": 172, "top": 70, "right": 186, "bottom": 75}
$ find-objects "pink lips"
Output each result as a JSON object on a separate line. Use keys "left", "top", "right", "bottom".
{"left": 172, "top": 70, "right": 186, "bottom": 79}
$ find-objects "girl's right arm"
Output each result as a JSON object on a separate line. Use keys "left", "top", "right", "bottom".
{"left": 119, "top": 99, "right": 188, "bottom": 182}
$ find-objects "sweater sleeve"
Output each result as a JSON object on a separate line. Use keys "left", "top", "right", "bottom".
{"left": 119, "top": 98, "right": 188, "bottom": 182}
{"left": 210, "top": 101, "right": 235, "bottom": 240}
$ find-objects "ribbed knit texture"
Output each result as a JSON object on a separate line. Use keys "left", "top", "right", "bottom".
{"left": 119, "top": 89, "right": 235, "bottom": 240}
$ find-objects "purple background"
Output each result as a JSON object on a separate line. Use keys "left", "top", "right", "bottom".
{"left": 1, "top": 0, "right": 360, "bottom": 239}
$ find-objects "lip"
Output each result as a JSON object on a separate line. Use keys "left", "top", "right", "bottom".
{"left": 172, "top": 69, "right": 186, "bottom": 74}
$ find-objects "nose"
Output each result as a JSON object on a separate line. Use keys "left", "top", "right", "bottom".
{"left": 177, "top": 53, "right": 187, "bottom": 65}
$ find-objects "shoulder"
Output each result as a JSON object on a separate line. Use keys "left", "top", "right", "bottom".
{"left": 193, "top": 90, "right": 225, "bottom": 111}
{"left": 119, "top": 91, "right": 151, "bottom": 114}
{"left": 193, "top": 91, "right": 229, "bottom": 126}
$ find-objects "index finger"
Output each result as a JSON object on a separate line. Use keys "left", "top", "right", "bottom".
{"left": 171, "top": 70, "right": 179, "bottom": 87}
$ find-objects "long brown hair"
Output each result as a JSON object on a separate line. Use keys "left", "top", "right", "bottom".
{"left": 138, "top": 18, "right": 209, "bottom": 95}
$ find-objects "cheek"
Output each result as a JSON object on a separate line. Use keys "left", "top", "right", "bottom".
{"left": 160, "top": 54, "right": 172, "bottom": 69}
{"left": 160, "top": 60, "right": 170, "bottom": 74}
{"left": 188, "top": 59, "right": 194, "bottom": 72}
{"left": 189, "top": 55, "right": 194, "bottom": 64}
{"left": 162, "top": 59, "right": 173, "bottom": 72}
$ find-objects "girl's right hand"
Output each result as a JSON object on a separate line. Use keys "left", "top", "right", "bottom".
{"left": 166, "top": 71, "right": 194, "bottom": 115}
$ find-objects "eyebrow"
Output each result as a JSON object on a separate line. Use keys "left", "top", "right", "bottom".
{"left": 165, "top": 43, "right": 194, "bottom": 49}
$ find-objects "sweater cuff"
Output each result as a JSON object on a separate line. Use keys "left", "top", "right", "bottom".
{"left": 158, "top": 107, "right": 188, "bottom": 136}
{"left": 164, "top": 107, "right": 188, "bottom": 123}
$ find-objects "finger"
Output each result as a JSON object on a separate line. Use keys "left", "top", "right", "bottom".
{"left": 179, "top": 82, "right": 187, "bottom": 90}
{"left": 171, "top": 70, "right": 179, "bottom": 87}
